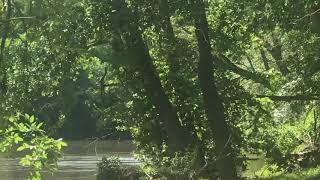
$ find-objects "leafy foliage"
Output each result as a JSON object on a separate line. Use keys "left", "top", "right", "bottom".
{"left": 0, "top": 114, "right": 67, "bottom": 180}
{"left": 1, "top": 0, "right": 320, "bottom": 179}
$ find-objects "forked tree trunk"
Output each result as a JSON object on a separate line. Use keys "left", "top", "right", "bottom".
{"left": 110, "top": 0, "right": 189, "bottom": 151}
{"left": 158, "top": 0, "right": 199, "bottom": 140}
{"left": 158, "top": 0, "right": 205, "bottom": 167}
{"left": 190, "top": 0, "right": 238, "bottom": 179}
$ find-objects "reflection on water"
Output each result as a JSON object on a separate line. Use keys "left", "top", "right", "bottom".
{"left": 0, "top": 140, "right": 137, "bottom": 180}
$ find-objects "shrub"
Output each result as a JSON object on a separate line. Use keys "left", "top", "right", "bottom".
{"left": 97, "top": 156, "right": 142, "bottom": 180}
{"left": 97, "top": 156, "right": 122, "bottom": 180}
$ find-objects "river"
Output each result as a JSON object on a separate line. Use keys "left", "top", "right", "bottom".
{"left": 0, "top": 140, "right": 138, "bottom": 180}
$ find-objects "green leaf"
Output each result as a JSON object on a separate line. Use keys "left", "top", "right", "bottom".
{"left": 56, "top": 139, "right": 67, "bottom": 150}
{"left": 29, "top": 115, "right": 35, "bottom": 123}
{"left": 20, "top": 155, "right": 32, "bottom": 166}
{"left": 8, "top": 116, "right": 15, "bottom": 123}
{"left": 17, "top": 143, "right": 30, "bottom": 152}
{"left": 36, "top": 123, "right": 43, "bottom": 129}
{"left": 14, "top": 136, "right": 23, "bottom": 144}
{"left": 25, "top": 114, "right": 30, "bottom": 119}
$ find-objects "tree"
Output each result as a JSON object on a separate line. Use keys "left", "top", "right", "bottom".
{"left": 190, "top": 0, "right": 238, "bottom": 179}
{"left": 105, "top": 0, "right": 190, "bottom": 151}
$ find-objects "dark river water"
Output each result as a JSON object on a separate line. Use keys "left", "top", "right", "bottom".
{"left": 0, "top": 140, "right": 138, "bottom": 180}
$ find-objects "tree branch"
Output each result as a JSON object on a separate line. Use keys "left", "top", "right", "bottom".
{"left": 218, "top": 55, "right": 271, "bottom": 88}
{"left": 255, "top": 95, "right": 320, "bottom": 101}
{"left": 294, "top": 8, "right": 320, "bottom": 23}
{"left": 0, "top": 16, "right": 35, "bottom": 23}
{"left": 179, "top": 26, "right": 271, "bottom": 88}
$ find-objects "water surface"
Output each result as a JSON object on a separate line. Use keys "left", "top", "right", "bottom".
{"left": 0, "top": 140, "right": 137, "bottom": 180}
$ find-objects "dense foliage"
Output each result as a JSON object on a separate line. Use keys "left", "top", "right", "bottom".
{"left": 0, "top": 0, "right": 319, "bottom": 179}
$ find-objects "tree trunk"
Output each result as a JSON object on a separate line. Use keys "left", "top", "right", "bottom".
{"left": 0, "top": 0, "right": 12, "bottom": 95}
{"left": 110, "top": 0, "right": 189, "bottom": 151}
{"left": 158, "top": 0, "right": 205, "bottom": 167}
{"left": 190, "top": 0, "right": 238, "bottom": 179}
{"left": 158, "top": 0, "right": 199, "bottom": 139}
{"left": 159, "top": 0, "right": 180, "bottom": 88}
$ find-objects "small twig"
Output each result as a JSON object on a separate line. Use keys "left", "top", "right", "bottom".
{"left": 216, "top": 134, "right": 232, "bottom": 161}
{"left": 143, "top": 171, "right": 152, "bottom": 179}
{"left": 94, "top": 140, "right": 98, "bottom": 157}
{"left": 294, "top": 8, "right": 320, "bottom": 24}
{"left": 100, "top": 67, "right": 108, "bottom": 103}
{"left": 86, "top": 132, "right": 116, "bottom": 156}
{"left": 180, "top": 26, "right": 193, "bottom": 35}
{"left": 102, "top": 83, "right": 118, "bottom": 88}
{"left": 197, "top": 157, "right": 208, "bottom": 176}
{"left": 223, "top": 134, "right": 232, "bottom": 150}
{"left": 0, "top": 16, "right": 35, "bottom": 22}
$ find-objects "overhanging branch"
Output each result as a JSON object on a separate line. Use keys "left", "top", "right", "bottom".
{"left": 255, "top": 95, "right": 320, "bottom": 101}
{"left": 180, "top": 26, "right": 271, "bottom": 88}
{"left": 217, "top": 55, "right": 271, "bottom": 89}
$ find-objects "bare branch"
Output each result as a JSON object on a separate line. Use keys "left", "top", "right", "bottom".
{"left": 294, "top": 8, "right": 320, "bottom": 23}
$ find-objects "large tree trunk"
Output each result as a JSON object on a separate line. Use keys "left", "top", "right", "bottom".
{"left": 158, "top": 0, "right": 206, "bottom": 167}
{"left": 0, "top": 0, "right": 12, "bottom": 95}
{"left": 158, "top": 0, "right": 199, "bottom": 139}
{"left": 158, "top": 0, "right": 180, "bottom": 90}
{"left": 110, "top": 0, "right": 189, "bottom": 151}
{"left": 190, "top": 0, "right": 238, "bottom": 179}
